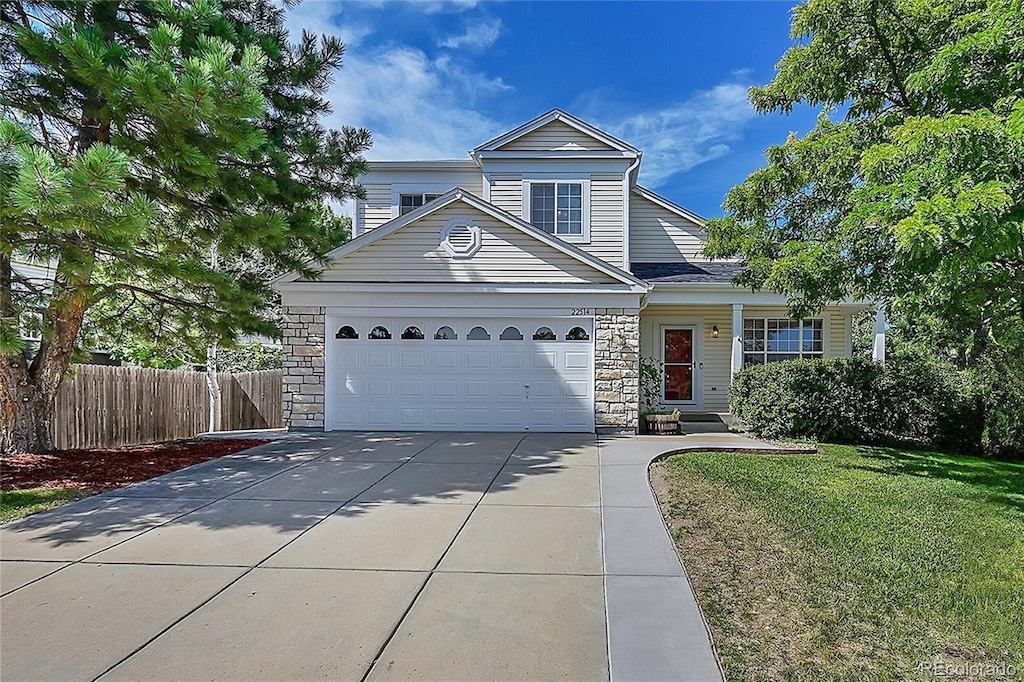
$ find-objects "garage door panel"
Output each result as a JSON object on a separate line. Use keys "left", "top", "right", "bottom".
{"left": 465, "top": 379, "right": 491, "bottom": 399}
{"left": 327, "top": 317, "right": 594, "bottom": 432}
{"left": 367, "top": 378, "right": 391, "bottom": 398}
{"left": 433, "top": 407, "right": 458, "bottom": 428}
{"left": 432, "top": 351, "right": 458, "bottom": 369}
{"left": 366, "top": 407, "right": 392, "bottom": 426}
{"left": 432, "top": 379, "right": 458, "bottom": 398}
{"left": 400, "top": 350, "right": 425, "bottom": 369}
{"left": 399, "top": 379, "right": 425, "bottom": 398}
{"left": 533, "top": 351, "right": 557, "bottom": 370}
{"left": 498, "top": 351, "right": 523, "bottom": 369}
{"left": 368, "top": 350, "right": 392, "bottom": 369}
{"left": 465, "top": 351, "right": 491, "bottom": 369}
{"left": 465, "top": 408, "right": 491, "bottom": 428}
{"left": 564, "top": 351, "right": 590, "bottom": 370}
{"left": 564, "top": 380, "right": 590, "bottom": 398}
{"left": 498, "top": 381, "right": 523, "bottom": 398}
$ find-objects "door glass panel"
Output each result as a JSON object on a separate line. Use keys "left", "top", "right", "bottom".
{"left": 664, "top": 330, "right": 692, "bottom": 363}
{"left": 665, "top": 365, "right": 693, "bottom": 401}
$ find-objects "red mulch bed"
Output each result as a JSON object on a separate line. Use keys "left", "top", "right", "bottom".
{"left": 1, "top": 438, "right": 270, "bottom": 491}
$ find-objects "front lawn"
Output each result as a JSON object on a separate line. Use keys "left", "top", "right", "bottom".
{"left": 653, "top": 445, "right": 1024, "bottom": 681}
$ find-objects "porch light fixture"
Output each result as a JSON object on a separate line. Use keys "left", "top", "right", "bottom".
{"left": 712, "top": 325, "right": 719, "bottom": 338}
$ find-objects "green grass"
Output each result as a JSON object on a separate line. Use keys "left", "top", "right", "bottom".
{"left": 0, "top": 487, "right": 97, "bottom": 524}
{"left": 654, "top": 445, "right": 1024, "bottom": 682}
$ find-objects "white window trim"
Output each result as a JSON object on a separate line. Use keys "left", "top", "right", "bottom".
{"left": 522, "top": 178, "right": 591, "bottom": 244}
{"left": 390, "top": 183, "right": 457, "bottom": 219}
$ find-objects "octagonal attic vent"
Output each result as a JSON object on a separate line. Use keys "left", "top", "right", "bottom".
{"left": 441, "top": 220, "right": 481, "bottom": 258}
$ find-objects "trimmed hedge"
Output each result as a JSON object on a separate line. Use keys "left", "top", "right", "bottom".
{"left": 728, "top": 351, "right": 1020, "bottom": 456}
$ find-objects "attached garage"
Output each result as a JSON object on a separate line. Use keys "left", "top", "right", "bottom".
{"left": 326, "top": 317, "right": 594, "bottom": 432}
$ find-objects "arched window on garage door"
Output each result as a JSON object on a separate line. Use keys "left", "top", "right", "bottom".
{"left": 566, "top": 326, "right": 590, "bottom": 341}
{"left": 467, "top": 326, "right": 490, "bottom": 340}
{"left": 369, "top": 325, "right": 391, "bottom": 340}
{"left": 434, "top": 326, "right": 457, "bottom": 340}
{"left": 335, "top": 325, "right": 358, "bottom": 339}
{"left": 500, "top": 326, "right": 523, "bottom": 340}
{"left": 533, "top": 326, "right": 556, "bottom": 341}
{"left": 401, "top": 326, "right": 424, "bottom": 340}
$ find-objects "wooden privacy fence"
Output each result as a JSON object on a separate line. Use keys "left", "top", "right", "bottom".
{"left": 51, "top": 365, "right": 283, "bottom": 450}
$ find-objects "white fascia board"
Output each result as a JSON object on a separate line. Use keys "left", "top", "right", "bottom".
{"left": 632, "top": 186, "right": 707, "bottom": 226}
{"left": 481, "top": 158, "right": 633, "bottom": 176}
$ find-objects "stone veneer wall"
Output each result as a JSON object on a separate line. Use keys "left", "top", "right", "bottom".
{"left": 282, "top": 305, "right": 326, "bottom": 430}
{"left": 594, "top": 309, "right": 640, "bottom": 431}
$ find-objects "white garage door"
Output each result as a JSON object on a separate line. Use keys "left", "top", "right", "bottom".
{"left": 326, "top": 317, "right": 594, "bottom": 432}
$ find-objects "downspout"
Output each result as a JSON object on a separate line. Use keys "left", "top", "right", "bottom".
{"left": 622, "top": 152, "right": 642, "bottom": 274}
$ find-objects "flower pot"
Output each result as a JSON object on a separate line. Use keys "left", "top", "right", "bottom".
{"left": 645, "top": 413, "right": 679, "bottom": 434}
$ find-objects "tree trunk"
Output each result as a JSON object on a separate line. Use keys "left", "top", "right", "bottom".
{"left": 0, "top": 355, "right": 55, "bottom": 453}
{"left": 206, "top": 342, "right": 221, "bottom": 432}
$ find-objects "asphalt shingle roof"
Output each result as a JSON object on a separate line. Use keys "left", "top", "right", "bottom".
{"left": 630, "top": 261, "right": 745, "bottom": 284}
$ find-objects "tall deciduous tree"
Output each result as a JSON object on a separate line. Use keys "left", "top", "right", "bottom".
{"left": 0, "top": 0, "right": 371, "bottom": 452}
{"left": 704, "top": 0, "right": 1024, "bottom": 360}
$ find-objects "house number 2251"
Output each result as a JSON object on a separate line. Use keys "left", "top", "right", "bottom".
{"left": 570, "top": 308, "right": 591, "bottom": 316}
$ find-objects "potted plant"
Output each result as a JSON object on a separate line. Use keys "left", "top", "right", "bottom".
{"left": 639, "top": 357, "right": 681, "bottom": 434}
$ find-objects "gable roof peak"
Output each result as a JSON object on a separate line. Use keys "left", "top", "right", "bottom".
{"left": 471, "top": 108, "right": 640, "bottom": 158}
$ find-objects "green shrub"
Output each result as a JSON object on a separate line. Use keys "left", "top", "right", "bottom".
{"left": 965, "top": 351, "right": 1024, "bottom": 459}
{"left": 730, "top": 352, "right": 995, "bottom": 454}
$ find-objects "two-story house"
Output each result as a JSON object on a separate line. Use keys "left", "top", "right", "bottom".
{"left": 274, "top": 110, "right": 872, "bottom": 433}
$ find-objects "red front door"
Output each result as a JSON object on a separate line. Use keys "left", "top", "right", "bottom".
{"left": 664, "top": 329, "right": 694, "bottom": 402}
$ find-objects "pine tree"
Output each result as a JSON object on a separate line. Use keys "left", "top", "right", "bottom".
{"left": 0, "top": 0, "right": 371, "bottom": 453}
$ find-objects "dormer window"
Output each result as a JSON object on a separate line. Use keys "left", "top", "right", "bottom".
{"left": 523, "top": 179, "right": 590, "bottom": 243}
{"left": 400, "top": 193, "right": 443, "bottom": 215}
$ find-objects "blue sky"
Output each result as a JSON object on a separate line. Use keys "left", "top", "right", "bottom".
{"left": 286, "top": 0, "right": 819, "bottom": 219}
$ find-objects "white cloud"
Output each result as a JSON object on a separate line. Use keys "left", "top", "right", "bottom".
{"left": 282, "top": 2, "right": 373, "bottom": 47}
{"left": 324, "top": 45, "right": 512, "bottom": 160}
{"left": 598, "top": 83, "right": 758, "bottom": 187}
{"left": 439, "top": 18, "right": 503, "bottom": 50}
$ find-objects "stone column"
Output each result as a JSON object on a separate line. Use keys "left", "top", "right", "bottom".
{"left": 282, "top": 306, "right": 326, "bottom": 431}
{"left": 594, "top": 309, "right": 640, "bottom": 432}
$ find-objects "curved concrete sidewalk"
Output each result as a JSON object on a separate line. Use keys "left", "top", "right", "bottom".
{"left": 1, "top": 430, "right": 778, "bottom": 681}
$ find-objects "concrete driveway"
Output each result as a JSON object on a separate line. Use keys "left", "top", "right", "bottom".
{"left": 1, "top": 432, "right": 732, "bottom": 681}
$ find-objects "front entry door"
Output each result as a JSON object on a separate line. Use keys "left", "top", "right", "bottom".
{"left": 663, "top": 328, "right": 695, "bottom": 403}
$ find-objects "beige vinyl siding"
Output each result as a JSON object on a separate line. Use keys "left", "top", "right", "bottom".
{"left": 488, "top": 173, "right": 523, "bottom": 217}
{"left": 589, "top": 174, "right": 625, "bottom": 267}
{"left": 629, "top": 193, "right": 707, "bottom": 262}
{"left": 358, "top": 184, "right": 393, "bottom": 233}
{"left": 499, "top": 120, "right": 616, "bottom": 152}
{"left": 318, "top": 203, "right": 618, "bottom": 285}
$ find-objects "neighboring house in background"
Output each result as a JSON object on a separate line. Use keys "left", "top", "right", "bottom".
{"left": 11, "top": 258, "right": 119, "bottom": 365}
{"left": 274, "top": 110, "right": 878, "bottom": 433}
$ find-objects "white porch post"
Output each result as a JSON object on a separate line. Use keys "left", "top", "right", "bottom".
{"left": 872, "top": 306, "right": 887, "bottom": 365}
{"left": 730, "top": 303, "right": 744, "bottom": 380}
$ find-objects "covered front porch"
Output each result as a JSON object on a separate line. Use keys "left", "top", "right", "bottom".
{"left": 635, "top": 280, "right": 879, "bottom": 415}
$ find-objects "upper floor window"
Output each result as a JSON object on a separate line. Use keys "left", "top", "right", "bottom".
{"left": 400, "top": 193, "right": 442, "bottom": 215}
{"left": 524, "top": 180, "right": 589, "bottom": 242}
